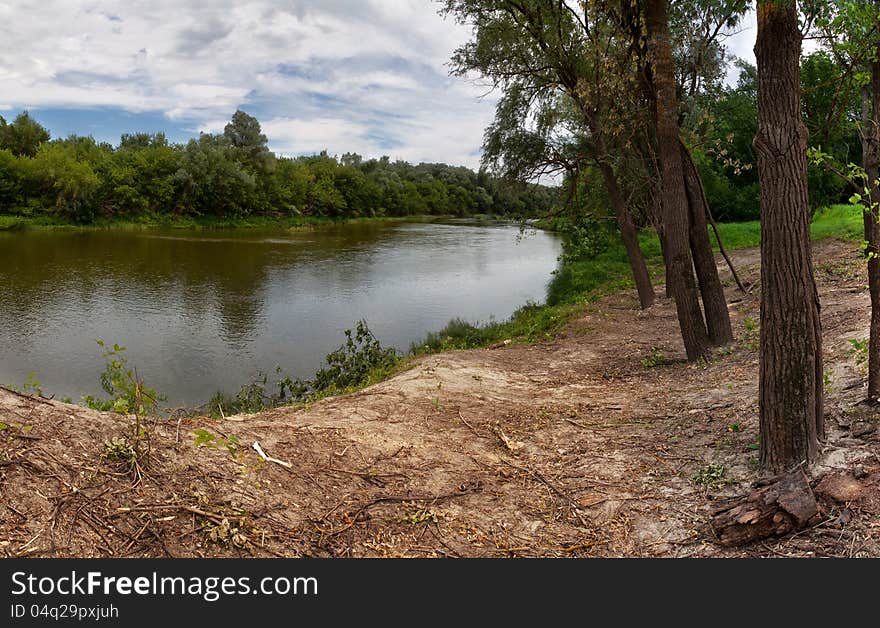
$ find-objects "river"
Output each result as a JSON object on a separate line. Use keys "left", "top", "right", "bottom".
{"left": 0, "top": 220, "right": 562, "bottom": 407}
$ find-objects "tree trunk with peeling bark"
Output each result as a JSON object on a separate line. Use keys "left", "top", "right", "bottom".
{"left": 754, "top": 0, "right": 824, "bottom": 472}
{"left": 644, "top": 0, "right": 710, "bottom": 361}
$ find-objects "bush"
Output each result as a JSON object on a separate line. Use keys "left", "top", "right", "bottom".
{"left": 313, "top": 320, "right": 398, "bottom": 392}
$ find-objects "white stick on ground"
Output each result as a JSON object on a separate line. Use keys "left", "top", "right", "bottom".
{"left": 252, "top": 441, "right": 293, "bottom": 469}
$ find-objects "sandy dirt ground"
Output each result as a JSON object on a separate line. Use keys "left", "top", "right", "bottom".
{"left": 1, "top": 239, "right": 878, "bottom": 558}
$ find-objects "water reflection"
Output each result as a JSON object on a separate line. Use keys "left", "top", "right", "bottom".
{"left": 0, "top": 221, "right": 561, "bottom": 406}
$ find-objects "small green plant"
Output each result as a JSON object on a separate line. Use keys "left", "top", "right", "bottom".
{"left": 211, "top": 321, "right": 398, "bottom": 415}
{"left": 728, "top": 421, "right": 742, "bottom": 433}
{"left": 22, "top": 372, "right": 43, "bottom": 397}
{"left": 741, "top": 317, "right": 759, "bottom": 351}
{"left": 402, "top": 507, "right": 440, "bottom": 525}
{"left": 692, "top": 463, "right": 726, "bottom": 488}
{"left": 102, "top": 436, "right": 137, "bottom": 463}
{"left": 193, "top": 428, "right": 241, "bottom": 457}
{"left": 0, "top": 422, "right": 34, "bottom": 434}
{"left": 823, "top": 368, "right": 834, "bottom": 394}
{"left": 82, "top": 341, "right": 163, "bottom": 415}
{"left": 84, "top": 341, "right": 164, "bottom": 477}
{"left": 849, "top": 338, "right": 868, "bottom": 373}
{"left": 641, "top": 347, "right": 665, "bottom": 368}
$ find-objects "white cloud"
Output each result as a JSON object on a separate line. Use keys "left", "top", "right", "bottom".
{"left": 0, "top": 0, "right": 494, "bottom": 167}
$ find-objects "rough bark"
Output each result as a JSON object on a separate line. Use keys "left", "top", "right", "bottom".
{"left": 588, "top": 126, "right": 654, "bottom": 310}
{"left": 597, "top": 160, "right": 655, "bottom": 309}
{"left": 864, "top": 59, "right": 880, "bottom": 401}
{"left": 754, "top": 0, "right": 824, "bottom": 472}
{"left": 710, "top": 469, "right": 819, "bottom": 546}
{"left": 648, "top": 183, "right": 674, "bottom": 299}
{"left": 681, "top": 142, "right": 733, "bottom": 345}
{"left": 644, "top": 0, "right": 710, "bottom": 361}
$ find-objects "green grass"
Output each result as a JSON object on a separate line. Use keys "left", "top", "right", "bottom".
{"left": 412, "top": 203, "right": 865, "bottom": 355}
{"left": 0, "top": 212, "right": 448, "bottom": 232}
{"left": 809, "top": 204, "right": 864, "bottom": 242}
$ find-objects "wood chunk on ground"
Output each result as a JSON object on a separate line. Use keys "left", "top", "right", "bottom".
{"left": 710, "top": 470, "right": 819, "bottom": 546}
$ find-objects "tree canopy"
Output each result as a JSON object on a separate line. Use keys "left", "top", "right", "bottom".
{"left": 0, "top": 110, "right": 558, "bottom": 223}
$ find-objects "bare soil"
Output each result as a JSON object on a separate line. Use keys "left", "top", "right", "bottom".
{"left": 1, "top": 239, "right": 878, "bottom": 558}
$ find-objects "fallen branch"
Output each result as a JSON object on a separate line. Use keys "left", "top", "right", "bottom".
{"left": 315, "top": 488, "right": 478, "bottom": 537}
{"left": 492, "top": 426, "right": 521, "bottom": 452}
{"left": 252, "top": 441, "right": 293, "bottom": 469}
{"left": 502, "top": 459, "right": 591, "bottom": 529}
{"left": 0, "top": 386, "right": 56, "bottom": 406}
{"left": 457, "top": 410, "right": 482, "bottom": 437}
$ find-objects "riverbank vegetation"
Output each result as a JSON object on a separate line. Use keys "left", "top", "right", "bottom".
{"left": 414, "top": 204, "right": 863, "bottom": 355}
{"left": 0, "top": 110, "right": 558, "bottom": 225}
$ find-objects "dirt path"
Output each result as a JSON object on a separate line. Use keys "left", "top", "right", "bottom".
{"left": 1, "top": 239, "right": 878, "bottom": 557}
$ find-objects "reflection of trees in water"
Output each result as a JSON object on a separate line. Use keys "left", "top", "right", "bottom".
{"left": 0, "top": 224, "right": 397, "bottom": 350}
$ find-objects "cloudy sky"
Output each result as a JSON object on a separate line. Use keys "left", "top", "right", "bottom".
{"left": 0, "top": 1, "right": 761, "bottom": 169}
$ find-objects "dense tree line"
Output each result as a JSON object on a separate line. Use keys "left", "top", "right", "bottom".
{"left": 0, "top": 109, "right": 558, "bottom": 223}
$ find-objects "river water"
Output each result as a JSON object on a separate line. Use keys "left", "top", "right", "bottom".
{"left": 0, "top": 220, "right": 562, "bottom": 407}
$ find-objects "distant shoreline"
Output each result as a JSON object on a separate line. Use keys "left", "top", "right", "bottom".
{"left": 0, "top": 212, "right": 527, "bottom": 233}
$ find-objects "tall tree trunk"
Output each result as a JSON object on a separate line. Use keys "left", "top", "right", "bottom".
{"left": 754, "top": 0, "right": 824, "bottom": 472}
{"left": 597, "top": 159, "right": 655, "bottom": 309}
{"left": 681, "top": 142, "right": 734, "bottom": 345}
{"left": 644, "top": 0, "right": 710, "bottom": 361}
{"left": 589, "top": 129, "right": 654, "bottom": 309}
{"left": 574, "top": 97, "right": 655, "bottom": 309}
{"left": 864, "top": 56, "right": 880, "bottom": 401}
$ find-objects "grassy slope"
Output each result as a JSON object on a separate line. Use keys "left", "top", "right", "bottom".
{"left": 412, "top": 204, "right": 863, "bottom": 353}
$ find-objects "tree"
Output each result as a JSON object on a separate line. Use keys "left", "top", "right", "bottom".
{"left": 809, "top": 1, "right": 880, "bottom": 401}
{"left": 0, "top": 111, "right": 50, "bottom": 157}
{"left": 754, "top": 0, "right": 824, "bottom": 471}
{"left": 224, "top": 109, "right": 273, "bottom": 172}
{"left": 644, "top": 0, "right": 712, "bottom": 359}
{"left": 865, "top": 19, "right": 880, "bottom": 401}
{"left": 444, "top": 0, "right": 657, "bottom": 309}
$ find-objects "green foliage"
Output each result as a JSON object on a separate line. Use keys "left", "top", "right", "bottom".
{"left": 102, "top": 437, "right": 137, "bottom": 463}
{"left": 412, "top": 318, "right": 490, "bottom": 353}
{"left": 641, "top": 347, "right": 666, "bottom": 368}
{"left": 82, "top": 341, "right": 163, "bottom": 415}
{"left": 0, "top": 111, "right": 50, "bottom": 157}
{"left": 193, "top": 428, "right": 241, "bottom": 457}
{"left": 209, "top": 367, "right": 308, "bottom": 417}
{"left": 22, "top": 372, "right": 43, "bottom": 397}
{"left": 0, "top": 110, "right": 557, "bottom": 224}
{"left": 824, "top": 368, "right": 834, "bottom": 393}
{"left": 213, "top": 321, "right": 398, "bottom": 415}
{"left": 849, "top": 338, "right": 868, "bottom": 373}
{"left": 741, "top": 316, "right": 759, "bottom": 351}
{"left": 313, "top": 320, "right": 399, "bottom": 393}
{"left": 692, "top": 463, "right": 726, "bottom": 488}
{"left": 29, "top": 143, "right": 101, "bottom": 222}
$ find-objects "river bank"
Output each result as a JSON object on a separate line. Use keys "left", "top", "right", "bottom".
{"left": 0, "top": 212, "right": 477, "bottom": 232}
{"left": 0, "top": 205, "right": 865, "bottom": 410}
{"left": 1, "top": 235, "right": 877, "bottom": 558}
